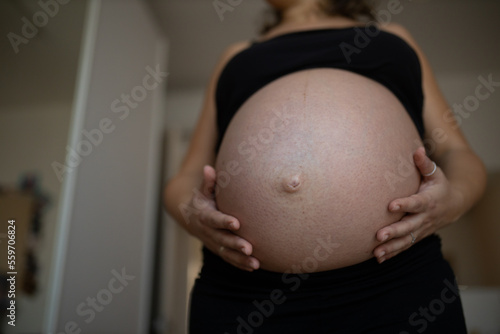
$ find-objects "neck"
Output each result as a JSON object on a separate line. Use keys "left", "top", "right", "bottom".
{"left": 261, "top": 1, "right": 361, "bottom": 40}
{"left": 280, "top": 0, "right": 329, "bottom": 25}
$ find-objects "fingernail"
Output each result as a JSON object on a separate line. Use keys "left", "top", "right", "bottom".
{"left": 392, "top": 205, "right": 400, "bottom": 211}
{"left": 382, "top": 234, "right": 389, "bottom": 242}
{"left": 229, "top": 222, "right": 237, "bottom": 230}
{"left": 250, "top": 260, "right": 259, "bottom": 270}
{"left": 379, "top": 257, "right": 386, "bottom": 264}
{"left": 241, "top": 247, "right": 249, "bottom": 255}
{"left": 378, "top": 251, "right": 386, "bottom": 258}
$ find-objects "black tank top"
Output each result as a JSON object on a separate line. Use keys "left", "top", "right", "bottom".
{"left": 215, "top": 26, "right": 424, "bottom": 152}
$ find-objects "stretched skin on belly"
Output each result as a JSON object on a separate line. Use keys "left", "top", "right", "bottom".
{"left": 215, "top": 69, "right": 422, "bottom": 272}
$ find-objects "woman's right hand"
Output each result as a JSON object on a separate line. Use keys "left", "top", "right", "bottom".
{"left": 185, "top": 165, "right": 260, "bottom": 272}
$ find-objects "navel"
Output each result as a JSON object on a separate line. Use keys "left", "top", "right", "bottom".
{"left": 282, "top": 174, "right": 302, "bottom": 193}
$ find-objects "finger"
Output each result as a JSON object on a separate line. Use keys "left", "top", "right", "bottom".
{"left": 209, "top": 229, "right": 254, "bottom": 256}
{"left": 200, "top": 208, "right": 240, "bottom": 231}
{"left": 389, "top": 193, "right": 430, "bottom": 214}
{"left": 374, "top": 233, "right": 415, "bottom": 262}
{"left": 380, "top": 231, "right": 418, "bottom": 262}
{"left": 201, "top": 165, "right": 217, "bottom": 198}
{"left": 376, "top": 214, "right": 421, "bottom": 243}
{"left": 216, "top": 246, "right": 260, "bottom": 271}
{"left": 413, "top": 147, "right": 437, "bottom": 179}
{"left": 213, "top": 243, "right": 260, "bottom": 271}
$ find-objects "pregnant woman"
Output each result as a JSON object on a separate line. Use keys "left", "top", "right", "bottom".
{"left": 165, "top": 0, "right": 486, "bottom": 333}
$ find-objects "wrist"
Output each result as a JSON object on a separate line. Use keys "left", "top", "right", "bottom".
{"left": 446, "top": 185, "right": 466, "bottom": 223}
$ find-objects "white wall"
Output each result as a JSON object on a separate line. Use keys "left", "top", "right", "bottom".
{"left": 157, "top": 128, "right": 200, "bottom": 334}
{"left": 0, "top": 103, "right": 73, "bottom": 333}
{"left": 165, "top": 89, "right": 204, "bottom": 131}
{"left": 47, "top": 1, "right": 167, "bottom": 333}
{"left": 0, "top": 0, "right": 86, "bottom": 331}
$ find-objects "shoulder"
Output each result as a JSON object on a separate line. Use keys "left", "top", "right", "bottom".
{"left": 379, "top": 23, "right": 421, "bottom": 54}
{"left": 217, "top": 40, "right": 252, "bottom": 68}
{"left": 208, "top": 40, "right": 252, "bottom": 84}
{"left": 379, "top": 23, "right": 411, "bottom": 38}
{"left": 206, "top": 40, "right": 252, "bottom": 90}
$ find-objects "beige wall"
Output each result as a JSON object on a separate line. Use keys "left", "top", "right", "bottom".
{"left": 435, "top": 71, "right": 500, "bottom": 286}
{"left": 439, "top": 172, "right": 500, "bottom": 286}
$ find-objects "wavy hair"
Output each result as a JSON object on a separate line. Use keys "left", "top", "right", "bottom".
{"left": 261, "top": 0, "right": 376, "bottom": 34}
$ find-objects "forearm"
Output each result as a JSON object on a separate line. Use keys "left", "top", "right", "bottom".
{"left": 434, "top": 147, "right": 487, "bottom": 222}
{"left": 164, "top": 172, "right": 203, "bottom": 232}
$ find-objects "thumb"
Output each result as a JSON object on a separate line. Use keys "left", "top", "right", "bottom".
{"left": 201, "top": 165, "right": 217, "bottom": 198}
{"left": 413, "top": 147, "right": 437, "bottom": 179}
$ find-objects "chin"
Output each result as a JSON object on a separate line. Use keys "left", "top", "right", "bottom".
{"left": 264, "top": 0, "right": 291, "bottom": 11}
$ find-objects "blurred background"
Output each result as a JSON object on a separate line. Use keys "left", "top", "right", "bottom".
{"left": 0, "top": 0, "right": 499, "bottom": 333}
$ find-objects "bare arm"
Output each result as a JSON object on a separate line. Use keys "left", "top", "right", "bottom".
{"left": 165, "top": 40, "right": 247, "bottom": 224}
{"left": 374, "top": 24, "right": 487, "bottom": 261}
{"left": 163, "top": 41, "right": 260, "bottom": 271}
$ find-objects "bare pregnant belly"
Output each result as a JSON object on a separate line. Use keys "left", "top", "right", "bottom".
{"left": 215, "top": 69, "right": 422, "bottom": 272}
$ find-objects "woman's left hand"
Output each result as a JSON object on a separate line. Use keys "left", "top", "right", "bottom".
{"left": 373, "top": 147, "right": 462, "bottom": 263}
